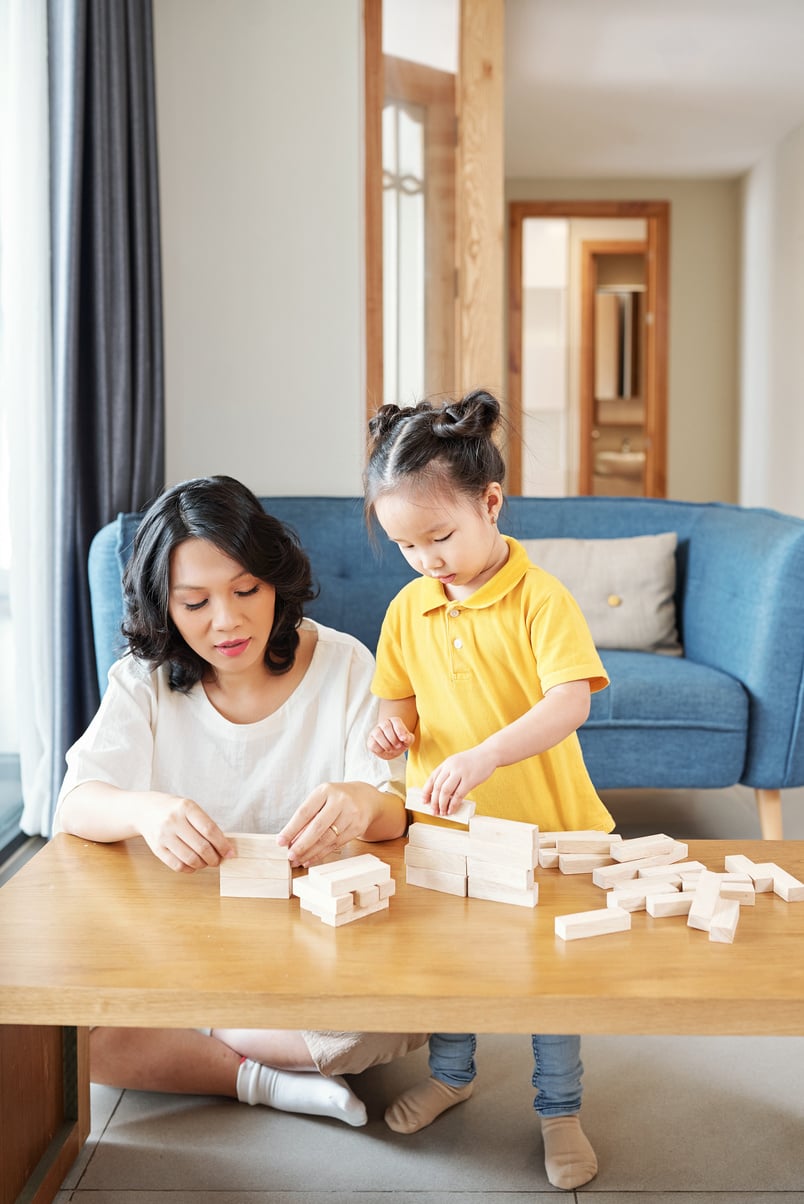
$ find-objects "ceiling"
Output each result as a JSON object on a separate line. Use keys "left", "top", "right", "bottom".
{"left": 505, "top": 0, "right": 804, "bottom": 178}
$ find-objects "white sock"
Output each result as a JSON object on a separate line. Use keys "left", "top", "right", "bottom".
{"left": 235, "top": 1057, "right": 367, "bottom": 1126}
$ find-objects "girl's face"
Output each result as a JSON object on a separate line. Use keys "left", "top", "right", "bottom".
{"left": 168, "top": 537, "right": 276, "bottom": 680}
{"left": 374, "top": 482, "right": 508, "bottom": 601}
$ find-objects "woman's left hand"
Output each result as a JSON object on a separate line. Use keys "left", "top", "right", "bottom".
{"left": 277, "top": 781, "right": 371, "bottom": 867}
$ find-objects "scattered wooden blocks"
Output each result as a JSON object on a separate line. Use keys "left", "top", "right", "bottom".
{"left": 221, "top": 832, "right": 292, "bottom": 899}
{"left": 555, "top": 906, "right": 632, "bottom": 941}
{"left": 558, "top": 851, "right": 614, "bottom": 875}
{"left": 294, "top": 853, "right": 394, "bottom": 925}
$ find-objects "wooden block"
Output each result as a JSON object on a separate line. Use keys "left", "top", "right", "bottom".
{"left": 406, "top": 864, "right": 467, "bottom": 897}
{"left": 307, "top": 854, "right": 391, "bottom": 896}
{"left": 539, "top": 847, "right": 560, "bottom": 869}
{"left": 558, "top": 851, "right": 613, "bottom": 875}
{"left": 308, "top": 852, "right": 386, "bottom": 878}
{"left": 592, "top": 860, "right": 641, "bottom": 889}
{"left": 226, "top": 832, "right": 289, "bottom": 860}
{"left": 293, "top": 877, "right": 355, "bottom": 915}
{"left": 220, "top": 857, "right": 292, "bottom": 881}
{"left": 406, "top": 788, "right": 476, "bottom": 825}
{"left": 468, "top": 815, "right": 539, "bottom": 855}
{"left": 610, "top": 834, "right": 675, "bottom": 862}
{"left": 468, "top": 838, "right": 537, "bottom": 870}
{"left": 467, "top": 878, "right": 538, "bottom": 908}
{"left": 354, "top": 884, "right": 380, "bottom": 908}
{"left": 607, "top": 879, "right": 680, "bottom": 912}
{"left": 770, "top": 865, "right": 804, "bottom": 902}
{"left": 709, "top": 897, "right": 740, "bottom": 943}
{"left": 221, "top": 876, "right": 292, "bottom": 899}
{"left": 378, "top": 878, "right": 396, "bottom": 900}
{"left": 639, "top": 860, "right": 705, "bottom": 878}
{"left": 740, "top": 861, "right": 777, "bottom": 893}
{"left": 466, "top": 857, "right": 535, "bottom": 890}
{"left": 555, "top": 906, "right": 631, "bottom": 941}
{"left": 687, "top": 869, "right": 722, "bottom": 932}
{"left": 724, "top": 853, "right": 759, "bottom": 878}
{"left": 719, "top": 880, "right": 755, "bottom": 906}
{"left": 407, "top": 822, "right": 473, "bottom": 855}
{"left": 405, "top": 843, "right": 468, "bottom": 877}
{"left": 646, "top": 891, "right": 694, "bottom": 918}
{"left": 554, "top": 832, "right": 622, "bottom": 854}
{"left": 316, "top": 898, "right": 391, "bottom": 927}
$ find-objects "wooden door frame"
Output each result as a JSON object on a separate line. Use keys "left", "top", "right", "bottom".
{"left": 364, "top": 0, "right": 504, "bottom": 421}
{"left": 580, "top": 239, "right": 647, "bottom": 494}
{"left": 507, "top": 200, "right": 669, "bottom": 496}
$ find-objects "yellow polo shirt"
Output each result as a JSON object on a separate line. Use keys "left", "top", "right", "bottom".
{"left": 372, "top": 536, "right": 614, "bottom": 832}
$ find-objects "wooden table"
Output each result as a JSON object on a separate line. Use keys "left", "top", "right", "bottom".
{"left": 2, "top": 835, "right": 804, "bottom": 1201}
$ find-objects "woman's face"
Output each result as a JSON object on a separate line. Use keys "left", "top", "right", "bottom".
{"left": 167, "top": 537, "right": 276, "bottom": 679}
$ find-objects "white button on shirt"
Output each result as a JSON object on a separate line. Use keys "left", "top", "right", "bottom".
{"left": 453, "top": 638, "right": 463, "bottom": 649}
{"left": 449, "top": 608, "right": 460, "bottom": 618}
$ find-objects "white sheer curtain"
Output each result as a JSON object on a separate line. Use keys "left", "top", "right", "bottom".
{"left": 0, "top": 0, "right": 54, "bottom": 835}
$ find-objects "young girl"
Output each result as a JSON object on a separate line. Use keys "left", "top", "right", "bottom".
{"left": 56, "top": 474, "right": 427, "bottom": 1126}
{"left": 364, "top": 391, "right": 614, "bottom": 1191}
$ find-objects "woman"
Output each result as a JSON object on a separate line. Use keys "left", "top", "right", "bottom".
{"left": 56, "top": 475, "right": 426, "bottom": 1125}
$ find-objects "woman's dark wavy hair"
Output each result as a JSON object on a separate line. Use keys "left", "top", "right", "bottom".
{"left": 122, "top": 475, "right": 316, "bottom": 692}
{"left": 363, "top": 388, "right": 506, "bottom": 526}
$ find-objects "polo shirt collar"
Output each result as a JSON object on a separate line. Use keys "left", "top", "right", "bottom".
{"left": 419, "top": 536, "right": 530, "bottom": 614}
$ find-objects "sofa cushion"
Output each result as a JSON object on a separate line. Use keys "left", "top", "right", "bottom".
{"left": 581, "top": 650, "right": 748, "bottom": 788}
{"left": 522, "top": 532, "right": 681, "bottom": 654}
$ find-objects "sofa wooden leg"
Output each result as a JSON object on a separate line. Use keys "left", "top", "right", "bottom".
{"left": 755, "top": 788, "right": 783, "bottom": 840}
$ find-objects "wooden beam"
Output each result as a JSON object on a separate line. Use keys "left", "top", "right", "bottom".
{"left": 455, "top": 0, "right": 504, "bottom": 399}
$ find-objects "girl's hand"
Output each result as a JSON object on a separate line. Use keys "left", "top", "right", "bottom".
{"left": 368, "top": 716, "right": 415, "bottom": 760}
{"left": 422, "top": 747, "right": 498, "bottom": 816}
{"left": 138, "top": 793, "right": 234, "bottom": 874}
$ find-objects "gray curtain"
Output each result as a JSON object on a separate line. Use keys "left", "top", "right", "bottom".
{"left": 48, "top": 0, "right": 164, "bottom": 819}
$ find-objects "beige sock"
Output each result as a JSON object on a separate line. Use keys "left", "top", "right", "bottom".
{"left": 540, "top": 1114, "right": 598, "bottom": 1190}
{"left": 384, "top": 1076, "right": 474, "bottom": 1134}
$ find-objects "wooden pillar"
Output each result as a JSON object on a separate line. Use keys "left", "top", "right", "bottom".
{"left": 455, "top": 0, "right": 505, "bottom": 398}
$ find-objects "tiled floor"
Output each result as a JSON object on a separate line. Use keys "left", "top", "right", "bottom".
{"left": 56, "top": 784, "right": 804, "bottom": 1203}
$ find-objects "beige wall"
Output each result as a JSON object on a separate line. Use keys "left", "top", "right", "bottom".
{"left": 741, "top": 122, "right": 804, "bottom": 519}
{"left": 153, "top": 0, "right": 365, "bottom": 495}
{"left": 506, "top": 178, "right": 742, "bottom": 503}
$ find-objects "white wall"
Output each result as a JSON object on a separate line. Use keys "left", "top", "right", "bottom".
{"left": 740, "top": 123, "right": 804, "bottom": 519}
{"left": 507, "top": 178, "right": 742, "bottom": 503}
{"left": 153, "top": 0, "right": 365, "bottom": 495}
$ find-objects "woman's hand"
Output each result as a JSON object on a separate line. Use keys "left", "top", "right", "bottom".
{"left": 138, "top": 793, "right": 234, "bottom": 873}
{"left": 278, "top": 781, "right": 406, "bottom": 866}
{"left": 367, "top": 716, "right": 415, "bottom": 760}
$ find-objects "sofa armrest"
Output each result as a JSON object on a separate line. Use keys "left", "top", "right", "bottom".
{"left": 681, "top": 504, "right": 804, "bottom": 787}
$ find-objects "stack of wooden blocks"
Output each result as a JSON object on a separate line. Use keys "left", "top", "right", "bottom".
{"left": 220, "top": 833, "right": 293, "bottom": 898}
{"left": 293, "top": 854, "right": 396, "bottom": 926}
{"left": 405, "top": 815, "right": 539, "bottom": 908}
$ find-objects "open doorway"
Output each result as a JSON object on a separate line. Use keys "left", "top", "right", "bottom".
{"left": 508, "top": 200, "right": 669, "bottom": 497}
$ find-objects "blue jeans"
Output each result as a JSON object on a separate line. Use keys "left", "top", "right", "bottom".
{"left": 429, "top": 1032, "right": 583, "bottom": 1116}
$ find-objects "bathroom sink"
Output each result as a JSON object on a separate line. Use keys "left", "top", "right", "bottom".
{"left": 595, "top": 450, "right": 646, "bottom": 479}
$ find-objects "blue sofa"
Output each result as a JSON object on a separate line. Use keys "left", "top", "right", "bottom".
{"left": 88, "top": 495, "right": 804, "bottom": 840}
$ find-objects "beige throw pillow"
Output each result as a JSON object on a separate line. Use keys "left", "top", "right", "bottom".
{"left": 522, "top": 532, "right": 682, "bottom": 655}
